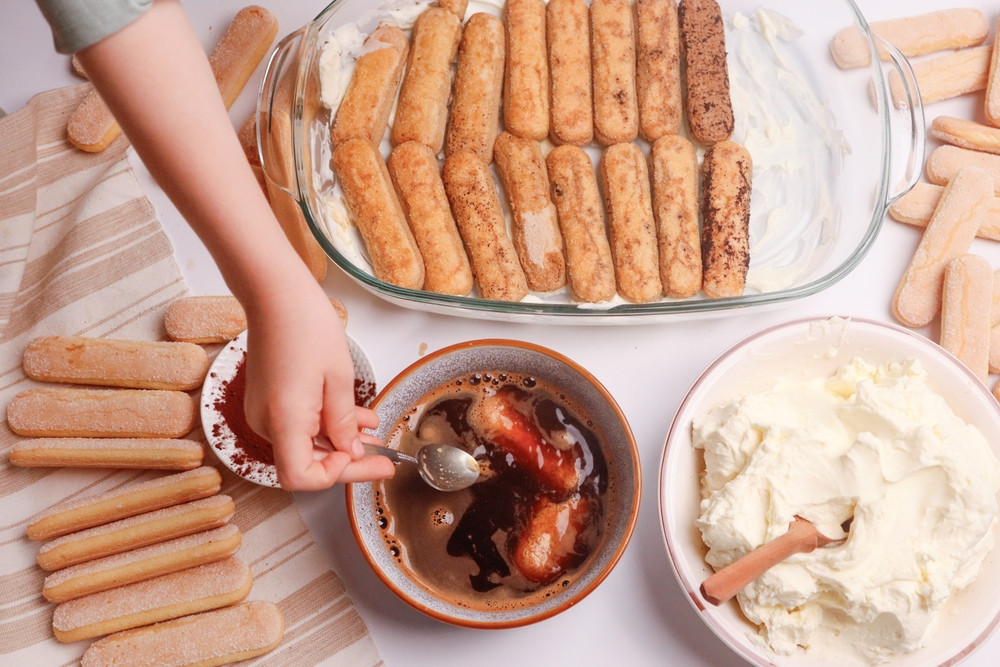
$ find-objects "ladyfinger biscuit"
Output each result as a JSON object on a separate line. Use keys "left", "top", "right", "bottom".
{"left": 66, "top": 88, "right": 121, "bottom": 153}
{"left": 391, "top": 7, "right": 462, "bottom": 154}
{"left": 889, "top": 46, "right": 991, "bottom": 109}
{"left": 443, "top": 151, "right": 529, "bottom": 302}
{"left": 600, "top": 143, "right": 662, "bottom": 303}
{"left": 546, "top": 145, "right": 616, "bottom": 303}
{"left": 678, "top": 0, "right": 734, "bottom": 145}
{"left": 37, "top": 494, "right": 235, "bottom": 572}
{"left": 927, "top": 145, "right": 1000, "bottom": 194}
{"left": 388, "top": 141, "right": 474, "bottom": 296}
{"left": 931, "top": 116, "right": 1000, "bottom": 155}
{"left": 446, "top": 13, "right": 505, "bottom": 163}
{"left": 67, "top": 6, "right": 277, "bottom": 154}
{"left": 27, "top": 466, "right": 221, "bottom": 541}
{"left": 893, "top": 167, "right": 992, "bottom": 328}
{"left": 635, "top": 0, "right": 683, "bottom": 141}
{"left": 831, "top": 9, "right": 989, "bottom": 69}
{"left": 513, "top": 495, "right": 593, "bottom": 583}
{"left": 701, "top": 141, "right": 752, "bottom": 299}
{"left": 6, "top": 387, "right": 197, "bottom": 439}
{"left": 590, "top": 0, "right": 639, "bottom": 146}
{"left": 940, "top": 254, "right": 991, "bottom": 383}
{"left": 547, "top": 0, "right": 593, "bottom": 146}
{"left": 331, "top": 25, "right": 409, "bottom": 146}
{"left": 651, "top": 135, "right": 702, "bottom": 298}
{"left": 52, "top": 557, "right": 252, "bottom": 643}
{"left": 9, "top": 438, "right": 204, "bottom": 470}
{"left": 987, "top": 18, "right": 1000, "bottom": 126}
{"left": 164, "top": 295, "right": 347, "bottom": 344}
{"left": 889, "top": 182, "right": 1000, "bottom": 241}
{"left": 332, "top": 138, "right": 425, "bottom": 290}
{"left": 504, "top": 0, "right": 550, "bottom": 142}
{"left": 23, "top": 335, "right": 209, "bottom": 391}
{"left": 436, "top": 0, "right": 469, "bottom": 20}
{"left": 208, "top": 5, "right": 279, "bottom": 110}
{"left": 43, "top": 524, "right": 242, "bottom": 603}
{"left": 493, "top": 132, "right": 566, "bottom": 292}
{"left": 81, "top": 601, "right": 284, "bottom": 667}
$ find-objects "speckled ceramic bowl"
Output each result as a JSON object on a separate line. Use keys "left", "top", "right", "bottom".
{"left": 346, "top": 339, "right": 640, "bottom": 627}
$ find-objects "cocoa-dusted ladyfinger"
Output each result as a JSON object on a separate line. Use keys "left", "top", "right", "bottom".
{"left": 547, "top": 0, "right": 593, "bottom": 146}
{"left": 504, "top": 0, "right": 550, "bottom": 141}
{"left": 332, "top": 138, "right": 425, "bottom": 290}
{"left": 391, "top": 7, "right": 462, "bottom": 153}
{"left": 442, "top": 151, "right": 529, "bottom": 302}
{"left": 651, "top": 135, "right": 702, "bottom": 298}
{"left": 600, "top": 143, "right": 662, "bottom": 303}
{"left": 331, "top": 25, "right": 409, "bottom": 146}
{"left": 388, "top": 141, "right": 474, "bottom": 296}
{"left": 678, "top": 0, "right": 733, "bottom": 144}
{"left": 700, "top": 140, "right": 752, "bottom": 299}
{"left": 591, "top": 0, "right": 639, "bottom": 146}
{"left": 635, "top": 0, "right": 683, "bottom": 141}
{"left": 546, "top": 145, "right": 617, "bottom": 302}
{"left": 446, "top": 13, "right": 505, "bottom": 163}
{"left": 493, "top": 131, "right": 566, "bottom": 292}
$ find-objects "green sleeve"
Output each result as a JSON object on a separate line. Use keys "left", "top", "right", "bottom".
{"left": 35, "top": 0, "right": 154, "bottom": 54}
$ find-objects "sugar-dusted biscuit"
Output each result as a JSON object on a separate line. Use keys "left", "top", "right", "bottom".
{"left": 651, "top": 135, "right": 701, "bottom": 298}
{"left": 37, "top": 495, "right": 235, "bottom": 571}
{"left": 635, "top": 0, "right": 683, "bottom": 141}
{"left": 504, "top": 0, "right": 550, "bottom": 141}
{"left": 26, "top": 466, "right": 221, "bottom": 541}
{"left": 23, "top": 335, "right": 209, "bottom": 391}
{"left": 81, "top": 601, "right": 284, "bottom": 667}
{"left": 678, "top": 0, "right": 733, "bottom": 144}
{"left": 889, "top": 45, "right": 991, "bottom": 109}
{"left": 9, "top": 438, "right": 204, "bottom": 470}
{"left": 43, "top": 524, "right": 242, "bottom": 603}
{"left": 7, "top": 387, "right": 197, "bottom": 439}
{"left": 52, "top": 557, "right": 252, "bottom": 643}
{"left": 940, "top": 254, "right": 991, "bottom": 382}
{"left": 831, "top": 9, "right": 989, "bottom": 69}
{"left": 446, "top": 12, "right": 505, "bottom": 162}
{"left": 893, "top": 167, "right": 992, "bottom": 328}
{"left": 591, "top": 0, "right": 639, "bottom": 146}
{"left": 547, "top": 0, "right": 593, "bottom": 146}
{"left": 701, "top": 141, "right": 752, "bottom": 299}
{"left": 889, "top": 182, "right": 1000, "bottom": 241}
{"left": 926, "top": 144, "right": 1000, "bottom": 194}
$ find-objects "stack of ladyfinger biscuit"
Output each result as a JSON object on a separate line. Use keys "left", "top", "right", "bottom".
{"left": 328, "top": 0, "right": 753, "bottom": 303}
{"left": 840, "top": 8, "right": 1000, "bottom": 400}
{"left": 3, "top": 295, "right": 311, "bottom": 664}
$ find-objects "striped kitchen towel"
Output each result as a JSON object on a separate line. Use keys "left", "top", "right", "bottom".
{"left": 0, "top": 84, "right": 381, "bottom": 666}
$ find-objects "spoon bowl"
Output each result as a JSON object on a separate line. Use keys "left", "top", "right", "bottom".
{"left": 363, "top": 442, "right": 480, "bottom": 492}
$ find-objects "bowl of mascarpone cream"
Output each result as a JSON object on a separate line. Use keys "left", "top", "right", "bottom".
{"left": 659, "top": 316, "right": 1000, "bottom": 666}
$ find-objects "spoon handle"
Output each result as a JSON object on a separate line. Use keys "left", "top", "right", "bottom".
{"left": 700, "top": 517, "right": 821, "bottom": 606}
{"left": 363, "top": 443, "right": 418, "bottom": 466}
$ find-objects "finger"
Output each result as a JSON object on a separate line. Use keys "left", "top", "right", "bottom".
{"left": 322, "top": 375, "right": 365, "bottom": 459}
{"left": 355, "top": 405, "right": 380, "bottom": 431}
{"left": 358, "top": 431, "right": 383, "bottom": 447}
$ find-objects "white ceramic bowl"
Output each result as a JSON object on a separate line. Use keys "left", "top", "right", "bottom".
{"left": 347, "top": 339, "right": 640, "bottom": 627}
{"left": 659, "top": 316, "right": 1000, "bottom": 666}
{"left": 201, "top": 330, "right": 377, "bottom": 487}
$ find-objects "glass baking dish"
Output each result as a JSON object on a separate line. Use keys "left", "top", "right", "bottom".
{"left": 258, "top": 0, "right": 923, "bottom": 324}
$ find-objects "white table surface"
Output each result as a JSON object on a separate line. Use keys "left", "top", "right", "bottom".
{"left": 4, "top": 1, "right": 1000, "bottom": 665}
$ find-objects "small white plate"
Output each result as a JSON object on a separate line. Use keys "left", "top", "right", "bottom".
{"left": 200, "top": 330, "right": 377, "bottom": 487}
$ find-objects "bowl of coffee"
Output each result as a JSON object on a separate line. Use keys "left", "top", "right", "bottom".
{"left": 346, "top": 339, "right": 640, "bottom": 627}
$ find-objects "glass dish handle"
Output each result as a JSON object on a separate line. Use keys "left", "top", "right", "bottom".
{"left": 878, "top": 36, "right": 926, "bottom": 204}
{"left": 257, "top": 26, "right": 307, "bottom": 201}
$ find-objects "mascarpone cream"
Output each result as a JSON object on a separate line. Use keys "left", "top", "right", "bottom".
{"left": 694, "top": 357, "right": 1000, "bottom": 664}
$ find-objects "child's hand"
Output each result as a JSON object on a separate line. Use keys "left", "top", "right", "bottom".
{"left": 241, "top": 285, "right": 395, "bottom": 490}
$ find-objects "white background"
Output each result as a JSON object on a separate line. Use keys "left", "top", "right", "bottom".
{"left": 3, "top": 1, "right": 1000, "bottom": 665}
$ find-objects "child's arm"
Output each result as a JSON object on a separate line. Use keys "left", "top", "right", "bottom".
{"left": 75, "top": 0, "right": 394, "bottom": 489}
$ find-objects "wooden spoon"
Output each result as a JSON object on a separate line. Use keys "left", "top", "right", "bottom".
{"left": 700, "top": 515, "right": 850, "bottom": 606}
